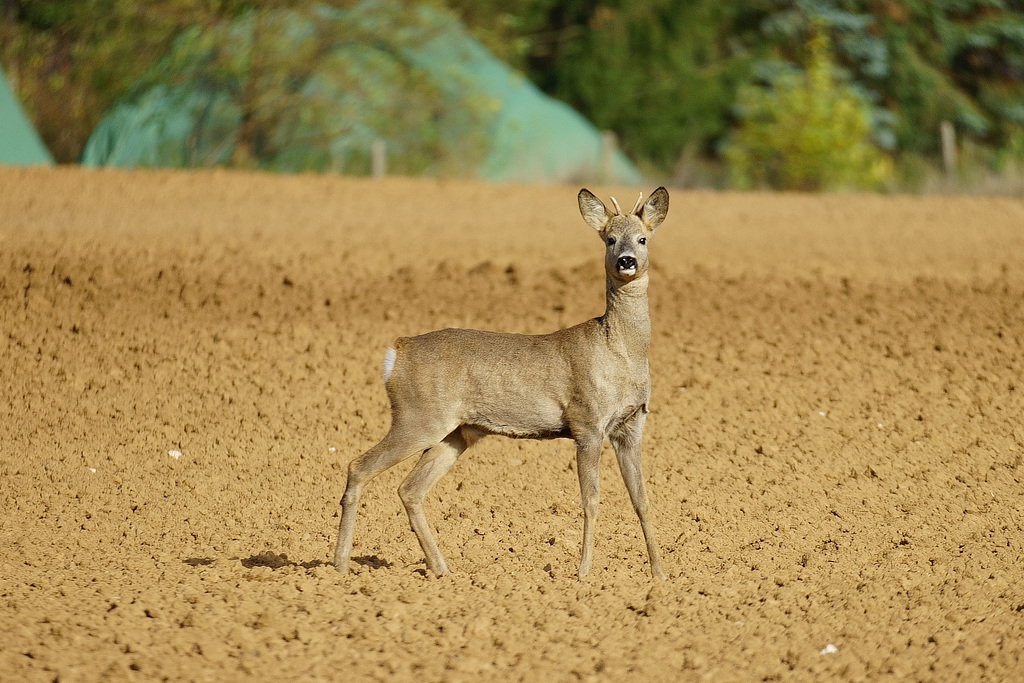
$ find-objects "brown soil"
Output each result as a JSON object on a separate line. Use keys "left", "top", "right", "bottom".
{"left": 2, "top": 166, "right": 1023, "bottom": 681}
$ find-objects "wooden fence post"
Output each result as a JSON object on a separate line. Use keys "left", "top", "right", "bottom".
{"left": 940, "top": 121, "right": 957, "bottom": 186}
{"left": 371, "top": 139, "right": 386, "bottom": 178}
{"left": 600, "top": 131, "right": 616, "bottom": 184}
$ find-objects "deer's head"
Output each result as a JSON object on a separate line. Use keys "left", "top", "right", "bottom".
{"left": 578, "top": 187, "right": 669, "bottom": 284}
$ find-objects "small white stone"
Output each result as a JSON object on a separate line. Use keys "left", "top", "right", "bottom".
{"left": 89, "top": 468, "right": 97, "bottom": 473}
{"left": 877, "top": 423, "right": 883, "bottom": 429}
{"left": 820, "top": 643, "right": 838, "bottom": 655}
{"left": 328, "top": 446, "right": 337, "bottom": 453}
{"left": 169, "top": 450, "right": 182, "bottom": 459}
{"left": 819, "top": 411, "right": 827, "bottom": 417}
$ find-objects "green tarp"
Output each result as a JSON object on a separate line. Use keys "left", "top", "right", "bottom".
{"left": 82, "top": 3, "right": 640, "bottom": 184}
{"left": 412, "top": 15, "right": 641, "bottom": 184}
{"left": 0, "top": 66, "right": 53, "bottom": 166}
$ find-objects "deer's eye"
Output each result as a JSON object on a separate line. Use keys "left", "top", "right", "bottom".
{"left": 606, "top": 237, "right": 616, "bottom": 246}
{"left": 638, "top": 237, "right": 647, "bottom": 245}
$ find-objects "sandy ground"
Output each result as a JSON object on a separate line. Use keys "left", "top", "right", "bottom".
{"left": 1, "top": 166, "right": 1023, "bottom": 681}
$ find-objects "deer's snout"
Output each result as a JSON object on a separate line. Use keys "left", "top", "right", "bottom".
{"left": 616, "top": 255, "right": 638, "bottom": 276}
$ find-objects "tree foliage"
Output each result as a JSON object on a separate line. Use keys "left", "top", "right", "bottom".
{"left": 747, "top": 0, "right": 1024, "bottom": 155}
{"left": 448, "top": 0, "right": 1024, "bottom": 176}
{"left": 3, "top": 0, "right": 1024, "bottom": 182}
{"left": 725, "top": 28, "right": 891, "bottom": 190}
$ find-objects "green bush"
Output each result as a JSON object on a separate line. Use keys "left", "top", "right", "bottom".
{"left": 725, "top": 29, "right": 891, "bottom": 191}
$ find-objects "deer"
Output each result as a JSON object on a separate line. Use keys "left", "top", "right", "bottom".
{"left": 335, "top": 187, "right": 669, "bottom": 580}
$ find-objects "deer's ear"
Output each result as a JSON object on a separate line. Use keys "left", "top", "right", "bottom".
{"left": 578, "top": 188, "right": 611, "bottom": 233}
{"left": 639, "top": 187, "right": 669, "bottom": 232}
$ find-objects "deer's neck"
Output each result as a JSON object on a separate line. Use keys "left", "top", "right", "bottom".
{"left": 601, "top": 274, "right": 651, "bottom": 357}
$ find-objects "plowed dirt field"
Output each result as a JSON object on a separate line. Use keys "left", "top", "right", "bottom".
{"left": 2, "top": 166, "right": 1023, "bottom": 681}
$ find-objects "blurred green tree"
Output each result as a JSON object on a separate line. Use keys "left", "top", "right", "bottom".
{"left": 877, "top": 0, "right": 1024, "bottom": 154}
{"left": 751, "top": 0, "right": 1024, "bottom": 155}
{"left": 725, "top": 28, "right": 891, "bottom": 190}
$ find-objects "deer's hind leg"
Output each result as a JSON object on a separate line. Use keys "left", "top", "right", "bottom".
{"left": 610, "top": 408, "right": 667, "bottom": 580}
{"left": 399, "top": 426, "right": 482, "bottom": 576}
{"left": 335, "top": 421, "right": 452, "bottom": 574}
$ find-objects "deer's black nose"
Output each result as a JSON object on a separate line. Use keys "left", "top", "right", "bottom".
{"left": 617, "top": 255, "right": 637, "bottom": 272}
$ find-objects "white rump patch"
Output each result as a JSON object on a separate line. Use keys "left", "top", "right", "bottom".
{"left": 382, "top": 347, "right": 397, "bottom": 382}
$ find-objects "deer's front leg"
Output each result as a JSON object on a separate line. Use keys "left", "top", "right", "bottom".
{"left": 610, "top": 408, "right": 667, "bottom": 580}
{"left": 574, "top": 434, "right": 603, "bottom": 579}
